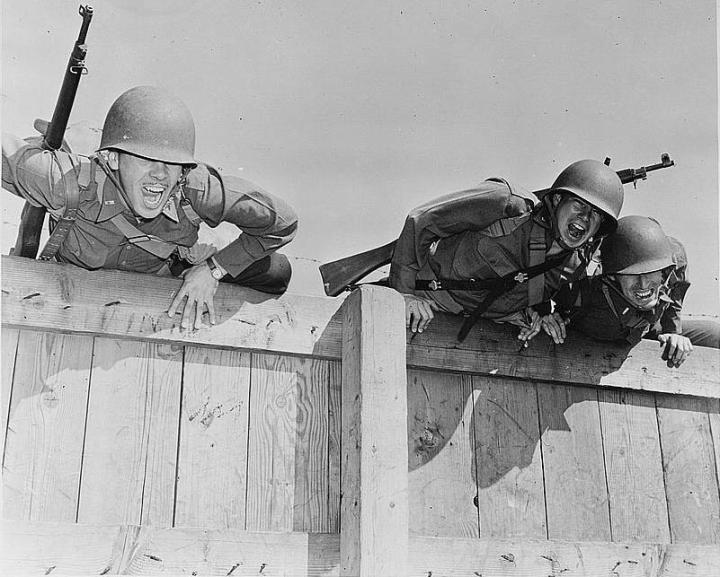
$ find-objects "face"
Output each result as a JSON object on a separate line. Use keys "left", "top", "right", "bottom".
{"left": 108, "top": 151, "right": 184, "bottom": 219}
{"left": 553, "top": 193, "right": 604, "bottom": 249}
{"left": 614, "top": 270, "right": 664, "bottom": 310}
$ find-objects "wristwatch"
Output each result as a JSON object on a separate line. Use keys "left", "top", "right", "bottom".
{"left": 206, "top": 257, "right": 225, "bottom": 281}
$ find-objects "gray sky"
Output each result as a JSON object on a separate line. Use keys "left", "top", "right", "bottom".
{"left": 2, "top": 0, "right": 718, "bottom": 314}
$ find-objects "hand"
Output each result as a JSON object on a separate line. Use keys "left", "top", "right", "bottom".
{"left": 514, "top": 307, "right": 542, "bottom": 343}
{"left": 657, "top": 333, "right": 692, "bottom": 368}
{"left": 167, "top": 261, "right": 219, "bottom": 330}
{"left": 540, "top": 312, "right": 568, "bottom": 344}
{"left": 404, "top": 294, "right": 440, "bottom": 333}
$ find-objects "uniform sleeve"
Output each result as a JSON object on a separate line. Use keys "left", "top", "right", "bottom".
{"left": 660, "top": 237, "right": 690, "bottom": 335}
{"left": 388, "top": 178, "right": 534, "bottom": 294}
{"left": 2, "top": 132, "right": 72, "bottom": 214}
{"left": 185, "top": 166, "right": 298, "bottom": 277}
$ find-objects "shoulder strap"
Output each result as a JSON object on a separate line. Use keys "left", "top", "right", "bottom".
{"left": 38, "top": 154, "right": 96, "bottom": 261}
{"left": 526, "top": 221, "right": 547, "bottom": 307}
{"left": 109, "top": 214, "right": 178, "bottom": 260}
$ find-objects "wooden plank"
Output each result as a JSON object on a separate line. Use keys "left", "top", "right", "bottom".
{"left": 4, "top": 521, "right": 720, "bottom": 576}
{"left": 406, "top": 313, "right": 720, "bottom": 399}
{"left": 2, "top": 330, "right": 92, "bottom": 522}
{"left": 77, "top": 338, "right": 182, "bottom": 526}
{"left": 117, "top": 526, "right": 340, "bottom": 576}
{"left": 0, "top": 521, "right": 127, "bottom": 576}
{"left": 245, "top": 353, "right": 331, "bottom": 532}
{"left": 711, "top": 398, "right": 720, "bottom": 521}
{"left": 341, "top": 285, "right": 408, "bottom": 577}
{"left": 327, "top": 360, "right": 342, "bottom": 533}
{"left": 1, "top": 326, "right": 19, "bottom": 460}
{"left": 409, "top": 534, "right": 720, "bottom": 576}
{"left": 471, "top": 375, "right": 546, "bottom": 538}
{"left": 5, "top": 255, "right": 719, "bottom": 400}
{"left": 407, "top": 369, "right": 478, "bottom": 537}
{"left": 174, "top": 346, "right": 251, "bottom": 529}
{"left": 599, "top": 389, "right": 670, "bottom": 542}
{"left": 1, "top": 254, "right": 344, "bottom": 359}
{"left": 537, "top": 383, "right": 611, "bottom": 541}
{"left": 656, "top": 394, "right": 720, "bottom": 543}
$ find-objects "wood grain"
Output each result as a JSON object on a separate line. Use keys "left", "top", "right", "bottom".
{"left": 327, "top": 360, "right": 342, "bottom": 533}
{"left": 245, "top": 353, "right": 331, "bottom": 532}
{"left": 1, "top": 255, "right": 344, "bottom": 359}
{"left": 407, "top": 369, "right": 478, "bottom": 537}
{"left": 2, "top": 330, "right": 92, "bottom": 522}
{"left": 599, "top": 389, "right": 670, "bottom": 542}
{"left": 471, "top": 375, "right": 547, "bottom": 538}
{"left": 77, "top": 338, "right": 182, "bottom": 526}
{"left": 4, "top": 520, "right": 720, "bottom": 576}
{"left": 538, "top": 383, "right": 611, "bottom": 540}
{"left": 5, "top": 255, "right": 718, "bottom": 399}
{"left": 341, "top": 286, "right": 408, "bottom": 577}
{"left": 1, "top": 326, "right": 20, "bottom": 460}
{"left": 174, "top": 346, "right": 251, "bottom": 529}
{"left": 656, "top": 394, "right": 720, "bottom": 543}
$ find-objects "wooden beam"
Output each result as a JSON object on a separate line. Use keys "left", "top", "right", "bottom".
{"left": 406, "top": 309, "right": 720, "bottom": 399}
{"left": 3, "top": 256, "right": 718, "bottom": 398}
{"left": 1, "top": 255, "right": 344, "bottom": 359}
{"left": 340, "top": 285, "right": 409, "bottom": 577}
{"left": 3, "top": 521, "right": 720, "bottom": 576}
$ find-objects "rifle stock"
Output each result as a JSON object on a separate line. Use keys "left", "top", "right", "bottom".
{"left": 13, "top": 5, "right": 93, "bottom": 259}
{"left": 320, "top": 240, "right": 396, "bottom": 296}
{"left": 320, "top": 154, "right": 675, "bottom": 296}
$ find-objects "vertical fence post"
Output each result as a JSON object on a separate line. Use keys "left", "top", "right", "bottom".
{"left": 340, "top": 285, "right": 409, "bottom": 577}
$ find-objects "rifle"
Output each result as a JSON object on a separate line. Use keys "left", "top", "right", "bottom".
{"left": 319, "top": 154, "right": 675, "bottom": 297}
{"left": 13, "top": 5, "right": 94, "bottom": 258}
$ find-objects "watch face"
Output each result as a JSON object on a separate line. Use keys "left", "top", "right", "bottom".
{"left": 212, "top": 268, "right": 224, "bottom": 280}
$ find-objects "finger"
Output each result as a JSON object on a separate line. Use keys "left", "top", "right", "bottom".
{"left": 418, "top": 303, "right": 434, "bottom": 332}
{"left": 193, "top": 300, "right": 205, "bottom": 331}
{"left": 409, "top": 308, "right": 420, "bottom": 333}
{"left": 405, "top": 304, "right": 413, "bottom": 329}
{"left": 181, "top": 299, "right": 196, "bottom": 330}
{"left": 206, "top": 299, "right": 216, "bottom": 326}
{"left": 428, "top": 300, "right": 442, "bottom": 311}
{"left": 665, "top": 339, "right": 678, "bottom": 362}
{"left": 168, "top": 290, "right": 186, "bottom": 317}
{"left": 557, "top": 317, "right": 567, "bottom": 341}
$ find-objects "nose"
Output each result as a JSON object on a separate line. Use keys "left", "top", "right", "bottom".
{"left": 149, "top": 161, "right": 169, "bottom": 179}
{"left": 637, "top": 274, "right": 652, "bottom": 289}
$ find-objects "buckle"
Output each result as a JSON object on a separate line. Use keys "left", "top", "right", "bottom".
{"left": 428, "top": 280, "right": 442, "bottom": 291}
{"left": 514, "top": 272, "right": 528, "bottom": 283}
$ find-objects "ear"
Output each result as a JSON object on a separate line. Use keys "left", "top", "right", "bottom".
{"left": 550, "top": 192, "right": 562, "bottom": 208}
{"left": 106, "top": 150, "right": 119, "bottom": 170}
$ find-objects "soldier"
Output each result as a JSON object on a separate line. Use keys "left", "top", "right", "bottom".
{"left": 389, "top": 159, "right": 624, "bottom": 343}
{"left": 2, "top": 85, "right": 298, "bottom": 330}
{"left": 547, "top": 216, "right": 720, "bottom": 367}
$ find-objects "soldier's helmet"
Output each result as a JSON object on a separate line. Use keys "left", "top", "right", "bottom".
{"left": 97, "top": 86, "right": 197, "bottom": 167}
{"left": 601, "top": 215, "right": 675, "bottom": 275}
{"left": 551, "top": 159, "right": 624, "bottom": 237}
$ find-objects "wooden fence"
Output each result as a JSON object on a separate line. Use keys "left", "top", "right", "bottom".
{"left": 1, "top": 255, "right": 719, "bottom": 576}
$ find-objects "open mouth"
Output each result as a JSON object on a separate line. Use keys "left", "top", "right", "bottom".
{"left": 631, "top": 287, "right": 658, "bottom": 307}
{"left": 566, "top": 221, "right": 587, "bottom": 240}
{"left": 142, "top": 184, "right": 166, "bottom": 209}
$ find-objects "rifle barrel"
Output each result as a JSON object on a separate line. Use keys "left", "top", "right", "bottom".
{"left": 44, "top": 5, "right": 93, "bottom": 151}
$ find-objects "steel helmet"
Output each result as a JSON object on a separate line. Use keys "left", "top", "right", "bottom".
{"left": 551, "top": 159, "right": 624, "bottom": 237}
{"left": 601, "top": 215, "right": 675, "bottom": 275}
{"left": 97, "top": 86, "right": 197, "bottom": 166}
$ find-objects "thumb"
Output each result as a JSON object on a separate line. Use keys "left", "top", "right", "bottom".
{"left": 657, "top": 334, "right": 669, "bottom": 345}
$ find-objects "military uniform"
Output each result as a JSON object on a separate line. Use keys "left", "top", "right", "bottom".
{"left": 556, "top": 238, "right": 720, "bottom": 348}
{"left": 389, "top": 178, "right": 590, "bottom": 320}
{"left": 2, "top": 136, "right": 297, "bottom": 293}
